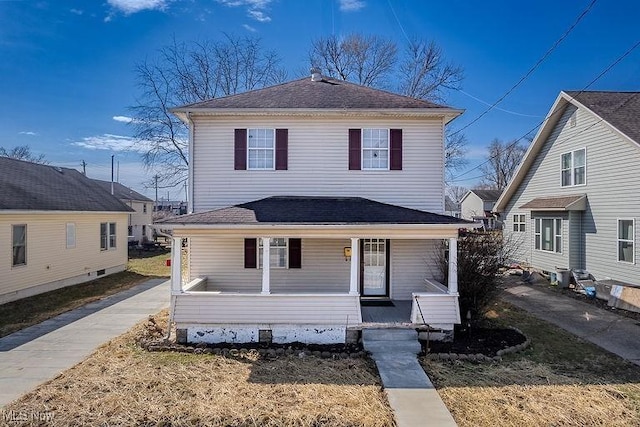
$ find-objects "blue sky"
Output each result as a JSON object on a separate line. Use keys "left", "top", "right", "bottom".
{"left": 1, "top": 0, "right": 638, "bottom": 200}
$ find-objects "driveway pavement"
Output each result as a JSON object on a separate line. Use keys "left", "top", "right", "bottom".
{"left": 0, "top": 278, "right": 169, "bottom": 407}
{"left": 503, "top": 280, "right": 640, "bottom": 367}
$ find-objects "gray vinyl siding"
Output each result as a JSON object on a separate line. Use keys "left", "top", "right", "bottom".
{"left": 191, "top": 116, "right": 445, "bottom": 212}
{"left": 503, "top": 103, "right": 640, "bottom": 285}
{"left": 529, "top": 212, "right": 569, "bottom": 272}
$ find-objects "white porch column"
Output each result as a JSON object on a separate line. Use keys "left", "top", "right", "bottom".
{"left": 171, "top": 237, "right": 182, "bottom": 292}
{"left": 448, "top": 237, "right": 458, "bottom": 294}
{"left": 349, "top": 238, "right": 360, "bottom": 295}
{"left": 261, "top": 237, "right": 270, "bottom": 294}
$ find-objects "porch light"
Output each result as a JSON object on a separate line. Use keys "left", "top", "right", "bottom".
{"left": 343, "top": 247, "right": 352, "bottom": 261}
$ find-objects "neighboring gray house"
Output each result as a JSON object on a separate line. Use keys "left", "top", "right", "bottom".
{"left": 444, "top": 196, "right": 461, "bottom": 218}
{"left": 494, "top": 91, "right": 639, "bottom": 286}
{"left": 460, "top": 189, "right": 502, "bottom": 229}
{"left": 92, "top": 180, "right": 154, "bottom": 244}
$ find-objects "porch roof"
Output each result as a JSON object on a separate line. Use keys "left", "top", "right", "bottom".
{"left": 157, "top": 196, "right": 472, "bottom": 226}
{"left": 519, "top": 194, "right": 587, "bottom": 211}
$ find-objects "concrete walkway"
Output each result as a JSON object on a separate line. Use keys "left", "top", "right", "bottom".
{"left": 503, "top": 282, "right": 640, "bottom": 367}
{"left": 0, "top": 278, "right": 169, "bottom": 407}
{"left": 363, "top": 329, "right": 457, "bottom": 427}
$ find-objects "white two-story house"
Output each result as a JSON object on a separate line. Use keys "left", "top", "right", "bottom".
{"left": 157, "top": 72, "right": 468, "bottom": 345}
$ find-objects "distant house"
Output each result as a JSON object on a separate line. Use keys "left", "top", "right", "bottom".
{"left": 460, "top": 189, "right": 502, "bottom": 229}
{"left": 0, "top": 158, "right": 133, "bottom": 304}
{"left": 444, "top": 196, "right": 461, "bottom": 218}
{"left": 154, "top": 200, "right": 188, "bottom": 217}
{"left": 494, "top": 91, "right": 639, "bottom": 286}
{"left": 91, "top": 180, "right": 153, "bottom": 244}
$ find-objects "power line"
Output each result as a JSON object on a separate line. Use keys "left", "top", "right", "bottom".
{"left": 450, "top": 0, "right": 598, "bottom": 137}
{"left": 450, "top": 38, "right": 640, "bottom": 183}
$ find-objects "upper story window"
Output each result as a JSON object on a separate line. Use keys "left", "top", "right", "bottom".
{"left": 12, "top": 224, "right": 26, "bottom": 267}
{"left": 513, "top": 214, "right": 526, "bottom": 232}
{"left": 143, "top": 204, "right": 147, "bottom": 214}
{"left": 561, "top": 148, "right": 586, "bottom": 187}
{"left": 100, "top": 222, "right": 117, "bottom": 250}
{"left": 618, "top": 219, "right": 634, "bottom": 263}
{"left": 248, "top": 128, "right": 275, "bottom": 170}
{"left": 362, "top": 129, "right": 389, "bottom": 170}
{"left": 534, "top": 218, "right": 562, "bottom": 253}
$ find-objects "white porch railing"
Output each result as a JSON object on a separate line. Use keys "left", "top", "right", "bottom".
{"left": 411, "top": 279, "right": 461, "bottom": 326}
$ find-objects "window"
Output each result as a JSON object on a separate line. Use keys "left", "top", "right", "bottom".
{"left": 362, "top": 128, "right": 389, "bottom": 170}
{"left": 258, "top": 238, "right": 288, "bottom": 268}
{"left": 12, "top": 225, "right": 26, "bottom": 267}
{"left": 618, "top": 219, "right": 634, "bottom": 263}
{"left": 100, "top": 222, "right": 116, "bottom": 250}
{"left": 561, "top": 148, "right": 586, "bottom": 186}
{"left": 247, "top": 128, "right": 275, "bottom": 170}
{"left": 143, "top": 204, "right": 147, "bottom": 214}
{"left": 534, "top": 218, "right": 562, "bottom": 253}
{"left": 513, "top": 214, "right": 526, "bottom": 232}
{"left": 66, "top": 223, "right": 76, "bottom": 249}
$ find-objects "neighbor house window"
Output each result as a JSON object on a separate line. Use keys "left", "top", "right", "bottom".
{"left": 561, "top": 148, "right": 586, "bottom": 186}
{"left": 362, "top": 128, "right": 389, "bottom": 170}
{"left": 513, "top": 214, "right": 526, "bottom": 232}
{"left": 100, "top": 222, "right": 117, "bottom": 250}
{"left": 247, "top": 128, "right": 275, "bottom": 170}
{"left": 66, "top": 223, "right": 76, "bottom": 249}
{"left": 618, "top": 219, "right": 634, "bottom": 263}
{"left": 12, "top": 224, "right": 26, "bottom": 267}
{"left": 258, "top": 237, "right": 288, "bottom": 268}
{"left": 534, "top": 218, "right": 562, "bottom": 253}
{"left": 143, "top": 204, "right": 147, "bottom": 214}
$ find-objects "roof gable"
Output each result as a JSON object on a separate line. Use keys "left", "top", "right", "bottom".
{"left": 0, "top": 157, "right": 134, "bottom": 212}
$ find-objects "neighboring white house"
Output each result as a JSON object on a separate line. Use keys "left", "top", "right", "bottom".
{"left": 460, "top": 189, "right": 502, "bottom": 229}
{"left": 156, "top": 72, "right": 470, "bottom": 345}
{"left": 0, "top": 157, "right": 133, "bottom": 304}
{"left": 92, "top": 180, "right": 153, "bottom": 244}
{"left": 494, "top": 91, "right": 640, "bottom": 286}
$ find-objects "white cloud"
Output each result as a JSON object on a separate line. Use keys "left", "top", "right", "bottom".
{"left": 19, "top": 131, "right": 38, "bottom": 136}
{"left": 217, "top": 0, "right": 273, "bottom": 22}
{"left": 70, "top": 8, "right": 83, "bottom": 15}
{"left": 339, "top": 0, "right": 365, "bottom": 12}
{"left": 113, "top": 115, "right": 134, "bottom": 123}
{"left": 71, "top": 134, "right": 150, "bottom": 152}
{"left": 107, "top": 0, "right": 168, "bottom": 15}
{"left": 243, "top": 24, "right": 257, "bottom": 32}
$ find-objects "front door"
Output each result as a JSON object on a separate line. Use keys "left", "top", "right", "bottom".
{"left": 361, "top": 238, "right": 389, "bottom": 297}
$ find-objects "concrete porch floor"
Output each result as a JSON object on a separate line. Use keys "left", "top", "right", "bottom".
{"left": 361, "top": 300, "right": 412, "bottom": 324}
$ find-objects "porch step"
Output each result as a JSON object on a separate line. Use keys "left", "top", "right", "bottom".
{"left": 362, "top": 328, "right": 421, "bottom": 354}
{"left": 362, "top": 328, "right": 418, "bottom": 342}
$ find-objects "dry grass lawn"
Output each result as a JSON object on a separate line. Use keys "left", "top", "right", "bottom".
{"left": 5, "top": 311, "right": 395, "bottom": 427}
{"left": 422, "top": 300, "right": 640, "bottom": 427}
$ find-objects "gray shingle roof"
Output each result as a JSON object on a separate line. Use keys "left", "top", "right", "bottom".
{"left": 173, "top": 77, "right": 451, "bottom": 110}
{"left": 0, "top": 157, "right": 134, "bottom": 212}
{"left": 158, "top": 196, "right": 471, "bottom": 225}
{"left": 91, "top": 179, "right": 153, "bottom": 202}
{"left": 519, "top": 194, "right": 586, "bottom": 211}
{"left": 471, "top": 189, "right": 502, "bottom": 202}
{"left": 565, "top": 91, "right": 640, "bottom": 145}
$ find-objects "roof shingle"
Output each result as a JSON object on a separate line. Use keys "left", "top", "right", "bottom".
{"left": 91, "top": 179, "right": 152, "bottom": 202}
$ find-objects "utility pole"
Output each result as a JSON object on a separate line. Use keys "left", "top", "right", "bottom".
{"left": 154, "top": 174, "right": 159, "bottom": 206}
{"left": 110, "top": 155, "right": 114, "bottom": 195}
{"left": 80, "top": 160, "right": 87, "bottom": 175}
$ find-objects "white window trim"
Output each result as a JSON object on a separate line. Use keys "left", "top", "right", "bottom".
{"left": 247, "top": 128, "right": 276, "bottom": 171}
{"left": 100, "top": 222, "right": 117, "bottom": 251}
{"left": 361, "top": 128, "right": 390, "bottom": 171}
{"left": 66, "top": 223, "right": 76, "bottom": 249}
{"left": 560, "top": 147, "right": 587, "bottom": 187}
{"left": 258, "top": 237, "right": 289, "bottom": 269}
{"left": 617, "top": 218, "right": 635, "bottom": 264}
{"left": 534, "top": 217, "right": 562, "bottom": 254}
{"left": 513, "top": 214, "right": 526, "bottom": 232}
{"left": 12, "top": 224, "right": 27, "bottom": 268}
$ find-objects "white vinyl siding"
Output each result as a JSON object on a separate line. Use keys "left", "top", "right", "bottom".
{"left": 362, "top": 128, "right": 389, "bottom": 170}
{"left": 247, "top": 128, "right": 275, "bottom": 170}
{"left": 618, "top": 219, "right": 634, "bottom": 263}
{"left": 390, "top": 240, "right": 442, "bottom": 300}
{"left": 66, "top": 223, "right": 76, "bottom": 249}
{"left": 191, "top": 116, "right": 445, "bottom": 212}
{"left": 12, "top": 224, "right": 27, "bottom": 267}
{"left": 561, "top": 148, "right": 586, "bottom": 187}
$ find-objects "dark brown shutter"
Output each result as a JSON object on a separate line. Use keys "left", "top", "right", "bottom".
{"left": 289, "top": 238, "right": 301, "bottom": 269}
{"left": 275, "top": 128, "right": 288, "bottom": 170}
{"left": 390, "top": 129, "right": 403, "bottom": 170}
{"left": 244, "top": 238, "right": 257, "bottom": 268}
{"left": 234, "top": 129, "right": 247, "bottom": 170}
{"left": 348, "top": 129, "right": 361, "bottom": 170}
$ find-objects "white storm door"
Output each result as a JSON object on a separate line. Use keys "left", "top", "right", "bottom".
{"left": 362, "top": 238, "right": 388, "bottom": 296}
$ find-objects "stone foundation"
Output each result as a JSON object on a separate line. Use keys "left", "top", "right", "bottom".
{"left": 178, "top": 325, "right": 351, "bottom": 345}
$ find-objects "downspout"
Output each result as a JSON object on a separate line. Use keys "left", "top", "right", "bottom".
{"left": 154, "top": 227, "right": 177, "bottom": 340}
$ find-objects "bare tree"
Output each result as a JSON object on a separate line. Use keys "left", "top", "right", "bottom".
{"left": 444, "top": 128, "right": 468, "bottom": 180}
{"left": 398, "top": 39, "right": 463, "bottom": 103}
{"left": 480, "top": 138, "right": 527, "bottom": 191}
{"left": 130, "top": 34, "right": 286, "bottom": 187}
{"left": 446, "top": 185, "right": 468, "bottom": 206}
{"left": 0, "top": 145, "right": 47, "bottom": 164}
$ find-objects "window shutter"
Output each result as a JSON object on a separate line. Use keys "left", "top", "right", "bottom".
{"left": 275, "top": 128, "right": 288, "bottom": 170}
{"left": 348, "top": 129, "right": 361, "bottom": 170}
{"left": 244, "top": 238, "right": 257, "bottom": 268}
{"left": 234, "top": 129, "right": 247, "bottom": 170}
{"left": 390, "top": 128, "right": 403, "bottom": 170}
{"left": 289, "top": 238, "right": 302, "bottom": 269}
